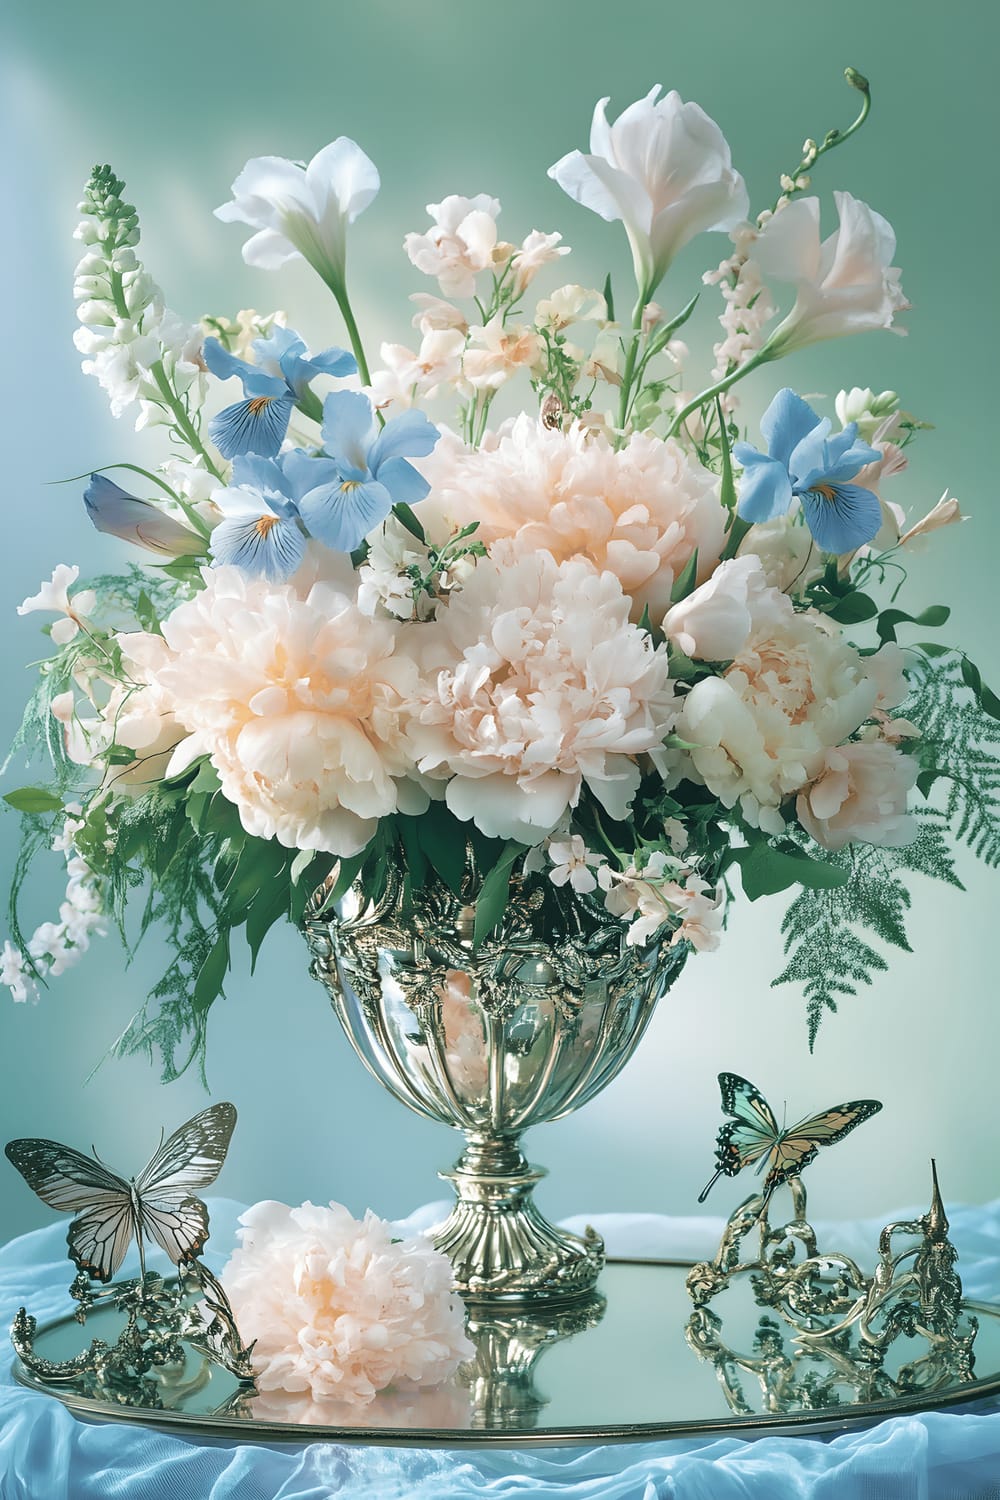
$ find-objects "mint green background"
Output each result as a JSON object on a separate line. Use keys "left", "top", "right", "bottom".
{"left": 1, "top": 0, "right": 997, "bottom": 1243}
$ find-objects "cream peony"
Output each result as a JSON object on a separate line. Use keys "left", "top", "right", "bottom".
{"left": 676, "top": 559, "right": 905, "bottom": 832}
{"left": 119, "top": 566, "right": 421, "bottom": 856}
{"left": 663, "top": 554, "right": 761, "bottom": 661}
{"left": 223, "top": 1200, "right": 472, "bottom": 1406}
{"left": 737, "top": 514, "right": 824, "bottom": 597}
{"left": 406, "top": 549, "right": 678, "bottom": 842}
{"left": 417, "top": 415, "right": 725, "bottom": 621}
{"left": 796, "top": 740, "right": 918, "bottom": 851}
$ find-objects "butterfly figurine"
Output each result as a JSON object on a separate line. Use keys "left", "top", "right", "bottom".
{"left": 698, "top": 1074, "right": 881, "bottom": 1205}
{"left": 5, "top": 1102, "right": 236, "bottom": 1283}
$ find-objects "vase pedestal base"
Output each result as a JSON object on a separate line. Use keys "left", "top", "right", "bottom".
{"left": 432, "top": 1140, "right": 604, "bottom": 1305}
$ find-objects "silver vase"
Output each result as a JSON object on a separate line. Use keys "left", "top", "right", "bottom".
{"left": 304, "top": 860, "right": 685, "bottom": 1305}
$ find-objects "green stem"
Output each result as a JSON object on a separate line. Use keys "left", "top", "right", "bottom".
{"left": 771, "top": 67, "right": 872, "bottom": 214}
{"left": 616, "top": 289, "right": 648, "bottom": 435}
{"left": 665, "top": 348, "right": 773, "bottom": 440}
{"left": 150, "top": 362, "right": 224, "bottom": 485}
{"left": 320, "top": 273, "right": 373, "bottom": 388}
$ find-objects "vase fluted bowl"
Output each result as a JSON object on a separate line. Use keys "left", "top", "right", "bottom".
{"left": 304, "top": 862, "right": 686, "bottom": 1305}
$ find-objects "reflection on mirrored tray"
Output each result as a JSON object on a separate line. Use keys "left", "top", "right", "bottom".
{"left": 18, "top": 1261, "right": 1000, "bottom": 1442}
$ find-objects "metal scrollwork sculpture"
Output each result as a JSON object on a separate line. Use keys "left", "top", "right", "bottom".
{"left": 5, "top": 1105, "right": 255, "bottom": 1397}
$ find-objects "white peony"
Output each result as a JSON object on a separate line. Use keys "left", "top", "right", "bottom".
{"left": 223, "top": 1200, "right": 472, "bottom": 1406}
{"left": 796, "top": 740, "right": 918, "bottom": 851}
{"left": 417, "top": 414, "right": 725, "bottom": 622}
{"left": 676, "top": 559, "right": 905, "bottom": 832}
{"left": 663, "top": 554, "right": 761, "bottom": 661}
{"left": 119, "top": 567, "right": 421, "bottom": 856}
{"left": 406, "top": 549, "right": 678, "bottom": 842}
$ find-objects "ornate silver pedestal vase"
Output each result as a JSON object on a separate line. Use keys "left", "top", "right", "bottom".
{"left": 304, "top": 861, "right": 686, "bottom": 1306}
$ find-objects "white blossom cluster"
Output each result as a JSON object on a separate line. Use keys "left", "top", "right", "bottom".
{"left": 703, "top": 224, "right": 777, "bottom": 384}
{"left": 0, "top": 808, "right": 108, "bottom": 1003}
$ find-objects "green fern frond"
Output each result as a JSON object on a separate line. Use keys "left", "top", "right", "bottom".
{"left": 774, "top": 813, "right": 963, "bottom": 1046}
{"left": 907, "top": 654, "right": 1000, "bottom": 867}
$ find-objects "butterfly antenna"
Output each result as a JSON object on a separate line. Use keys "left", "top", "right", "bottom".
{"left": 698, "top": 1169, "right": 723, "bottom": 1205}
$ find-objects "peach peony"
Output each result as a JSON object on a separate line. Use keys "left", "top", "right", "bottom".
{"left": 223, "top": 1200, "right": 472, "bottom": 1406}
{"left": 796, "top": 740, "right": 918, "bottom": 851}
{"left": 416, "top": 414, "right": 725, "bottom": 621}
{"left": 119, "top": 566, "right": 421, "bottom": 856}
{"left": 677, "top": 559, "right": 906, "bottom": 833}
{"left": 406, "top": 548, "right": 677, "bottom": 842}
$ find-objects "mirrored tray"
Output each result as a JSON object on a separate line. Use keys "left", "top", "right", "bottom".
{"left": 14, "top": 1259, "right": 1000, "bottom": 1446}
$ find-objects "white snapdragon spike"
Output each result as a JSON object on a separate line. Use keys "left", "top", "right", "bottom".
{"left": 546, "top": 835, "right": 606, "bottom": 893}
{"left": 704, "top": 225, "right": 777, "bottom": 381}
{"left": 549, "top": 87, "right": 749, "bottom": 297}
{"left": 510, "top": 230, "right": 570, "bottom": 295}
{"left": 755, "top": 192, "right": 909, "bottom": 356}
{"left": 368, "top": 329, "right": 467, "bottom": 409}
{"left": 404, "top": 195, "right": 502, "bottom": 300}
{"left": 463, "top": 319, "right": 544, "bottom": 391}
{"left": 18, "top": 565, "right": 96, "bottom": 646}
{"left": 2, "top": 810, "right": 108, "bottom": 1005}
{"left": 215, "top": 139, "right": 380, "bottom": 288}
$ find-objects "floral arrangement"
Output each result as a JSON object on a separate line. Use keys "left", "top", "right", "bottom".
{"left": 222, "top": 1200, "right": 472, "bottom": 1406}
{"left": 5, "top": 70, "right": 999, "bottom": 1072}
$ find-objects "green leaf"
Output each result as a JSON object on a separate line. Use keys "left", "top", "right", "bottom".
{"left": 289, "top": 847, "right": 314, "bottom": 886}
{"left": 3, "top": 787, "right": 63, "bottom": 814}
{"left": 246, "top": 881, "right": 291, "bottom": 972}
{"left": 602, "top": 273, "right": 615, "bottom": 324}
{"left": 193, "top": 930, "right": 230, "bottom": 1013}
{"left": 877, "top": 604, "right": 950, "bottom": 644}
{"left": 393, "top": 503, "right": 425, "bottom": 544}
{"left": 417, "top": 802, "right": 467, "bottom": 895}
{"left": 915, "top": 641, "right": 952, "bottom": 659}
{"left": 396, "top": 815, "right": 429, "bottom": 889}
{"left": 720, "top": 513, "right": 752, "bottom": 563}
{"left": 735, "top": 842, "right": 851, "bottom": 901}
{"left": 827, "top": 592, "right": 878, "bottom": 624}
{"left": 715, "top": 399, "right": 736, "bottom": 512}
{"left": 134, "top": 589, "right": 162, "bottom": 635}
{"left": 670, "top": 549, "right": 699, "bottom": 604}
{"left": 960, "top": 656, "right": 1000, "bottom": 720}
{"left": 473, "top": 841, "right": 525, "bottom": 948}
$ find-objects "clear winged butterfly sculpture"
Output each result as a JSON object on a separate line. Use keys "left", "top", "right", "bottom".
{"left": 5, "top": 1103, "right": 255, "bottom": 1390}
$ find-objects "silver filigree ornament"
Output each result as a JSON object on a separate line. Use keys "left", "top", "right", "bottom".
{"left": 5, "top": 1105, "right": 255, "bottom": 1398}
{"left": 685, "top": 1162, "right": 978, "bottom": 1416}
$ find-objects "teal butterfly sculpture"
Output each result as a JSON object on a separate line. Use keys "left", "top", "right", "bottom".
{"left": 698, "top": 1073, "right": 882, "bottom": 1205}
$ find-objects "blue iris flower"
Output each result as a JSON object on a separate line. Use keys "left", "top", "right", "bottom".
{"left": 296, "top": 391, "right": 440, "bottom": 553}
{"left": 203, "top": 326, "right": 356, "bottom": 460}
{"left": 734, "top": 389, "right": 883, "bottom": 556}
{"left": 209, "top": 455, "right": 310, "bottom": 582}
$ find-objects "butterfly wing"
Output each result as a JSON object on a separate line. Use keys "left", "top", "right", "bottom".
{"left": 134, "top": 1103, "right": 236, "bottom": 1265}
{"left": 698, "top": 1075, "right": 781, "bottom": 1202}
{"left": 763, "top": 1099, "right": 883, "bottom": 1193}
{"left": 5, "top": 1138, "right": 135, "bottom": 1282}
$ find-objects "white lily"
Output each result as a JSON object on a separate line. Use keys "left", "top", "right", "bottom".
{"left": 215, "top": 138, "right": 380, "bottom": 290}
{"left": 756, "top": 192, "right": 908, "bottom": 356}
{"left": 548, "top": 86, "right": 748, "bottom": 298}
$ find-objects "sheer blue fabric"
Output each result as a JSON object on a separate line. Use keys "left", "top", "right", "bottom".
{"left": 3, "top": 1199, "right": 1000, "bottom": 1499}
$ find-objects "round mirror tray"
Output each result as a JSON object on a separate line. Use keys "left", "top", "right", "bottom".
{"left": 14, "top": 1258, "right": 1000, "bottom": 1446}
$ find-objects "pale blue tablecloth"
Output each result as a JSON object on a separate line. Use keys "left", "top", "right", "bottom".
{"left": 3, "top": 1198, "right": 1000, "bottom": 1499}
